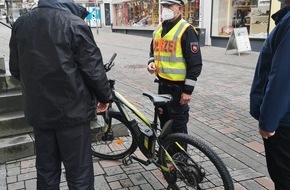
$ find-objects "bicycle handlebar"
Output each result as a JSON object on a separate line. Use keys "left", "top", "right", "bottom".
{"left": 104, "top": 53, "right": 117, "bottom": 72}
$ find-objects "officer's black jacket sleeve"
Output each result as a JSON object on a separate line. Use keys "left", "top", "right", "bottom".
{"left": 181, "top": 26, "right": 202, "bottom": 94}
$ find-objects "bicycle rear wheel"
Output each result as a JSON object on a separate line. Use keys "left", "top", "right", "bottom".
{"left": 91, "top": 114, "right": 137, "bottom": 160}
{"left": 159, "top": 133, "right": 234, "bottom": 190}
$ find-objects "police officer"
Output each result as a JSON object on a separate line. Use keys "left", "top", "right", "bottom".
{"left": 147, "top": 0, "right": 202, "bottom": 137}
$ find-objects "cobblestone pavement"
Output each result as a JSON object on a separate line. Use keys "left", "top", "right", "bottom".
{"left": 0, "top": 24, "right": 275, "bottom": 190}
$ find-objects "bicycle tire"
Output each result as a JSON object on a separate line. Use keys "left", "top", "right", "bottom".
{"left": 159, "top": 133, "right": 234, "bottom": 190}
{"left": 91, "top": 114, "right": 137, "bottom": 160}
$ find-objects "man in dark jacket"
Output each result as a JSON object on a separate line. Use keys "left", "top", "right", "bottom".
{"left": 250, "top": 0, "right": 290, "bottom": 189}
{"left": 9, "top": 0, "right": 111, "bottom": 189}
{"left": 147, "top": 0, "right": 202, "bottom": 137}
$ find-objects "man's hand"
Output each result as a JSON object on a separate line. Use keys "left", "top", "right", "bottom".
{"left": 96, "top": 102, "right": 109, "bottom": 113}
{"left": 180, "top": 92, "right": 191, "bottom": 105}
{"left": 147, "top": 62, "right": 156, "bottom": 74}
{"left": 259, "top": 128, "right": 275, "bottom": 139}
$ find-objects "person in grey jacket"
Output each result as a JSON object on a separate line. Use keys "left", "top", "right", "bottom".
{"left": 9, "top": 0, "right": 111, "bottom": 189}
{"left": 250, "top": 0, "right": 290, "bottom": 189}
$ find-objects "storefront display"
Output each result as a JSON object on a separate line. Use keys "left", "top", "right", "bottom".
{"left": 212, "top": 0, "right": 270, "bottom": 38}
{"left": 112, "top": 0, "right": 201, "bottom": 28}
{"left": 113, "top": 0, "right": 159, "bottom": 27}
{"left": 183, "top": 0, "right": 200, "bottom": 27}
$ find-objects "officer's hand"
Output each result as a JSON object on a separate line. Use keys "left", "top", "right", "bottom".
{"left": 97, "top": 102, "right": 109, "bottom": 113}
{"left": 259, "top": 128, "right": 275, "bottom": 139}
{"left": 147, "top": 62, "right": 156, "bottom": 74}
{"left": 180, "top": 93, "right": 191, "bottom": 105}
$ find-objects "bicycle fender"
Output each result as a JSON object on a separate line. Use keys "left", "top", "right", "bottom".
{"left": 160, "top": 119, "right": 174, "bottom": 138}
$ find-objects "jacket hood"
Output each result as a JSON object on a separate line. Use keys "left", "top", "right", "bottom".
{"left": 38, "top": 0, "right": 89, "bottom": 19}
{"left": 271, "top": 5, "right": 290, "bottom": 25}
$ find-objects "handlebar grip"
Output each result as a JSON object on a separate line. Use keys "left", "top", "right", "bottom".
{"left": 108, "top": 53, "right": 117, "bottom": 64}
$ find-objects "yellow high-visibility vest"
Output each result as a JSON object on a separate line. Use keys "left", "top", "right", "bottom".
{"left": 153, "top": 19, "right": 190, "bottom": 81}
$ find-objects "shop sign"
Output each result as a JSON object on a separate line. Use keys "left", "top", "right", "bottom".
{"left": 225, "top": 27, "right": 251, "bottom": 56}
{"left": 258, "top": 0, "right": 270, "bottom": 6}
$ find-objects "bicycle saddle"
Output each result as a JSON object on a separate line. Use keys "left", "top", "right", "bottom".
{"left": 143, "top": 92, "right": 172, "bottom": 106}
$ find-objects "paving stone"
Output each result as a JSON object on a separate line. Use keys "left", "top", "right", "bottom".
{"left": 129, "top": 187, "right": 141, "bottom": 190}
{"left": 7, "top": 181, "right": 24, "bottom": 190}
{"left": 231, "top": 168, "right": 264, "bottom": 181}
{"left": 240, "top": 179, "right": 268, "bottom": 190}
{"left": 104, "top": 166, "right": 123, "bottom": 176}
{"left": 99, "top": 160, "right": 122, "bottom": 168}
{"left": 6, "top": 176, "right": 17, "bottom": 184}
{"left": 122, "top": 163, "right": 145, "bottom": 175}
{"left": 245, "top": 141, "right": 265, "bottom": 153}
{"left": 151, "top": 169, "right": 168, "bottom": 188}
{"left": 17, "top": 171, "right": 36, "bottom": 181}
{"left": 106, "top": 173, "right": 128, "bottom": 183}
{"left": 20, "top": 167, "right": 36, "bottom": 174}
{"left": 119, "top": 179, "right": 133, "bottom": 188}
{"left": 128, "top": 173, "right": 147, "bottom": 185}
{"left": 24, "top": 179, "right": 36, "bottom": 190}
{"left": 221, "top": 156, "right": 248, "bottom": 171}
{"left": 93, "top": 162, "right": 105, "bottom": 176}
{"left": 20, "top": 160, "right": 35, "bottom": 169}
{"left": 141, "top": 171, "right": 163, "bottom": 189}
{"left": 6, "top": 167, "right": 20, "bottom": 177}
{"left": 109, "top": 181, "right": 122, "bottom": 189}
{"left": 6, "top": 163, "right": 20, "bottom": 169}
{"left": 234, "top": 183, "right": 247, "bottom": 190}
{"left": 255, "top": 177, "right": 274, "bottom": 190}
{"left": 140, "top": 183, "right": 154, "bottom": 190}
{"left": 0, "top": 164, "right": 6, "bottom": 190}
{"left": 219, "top": 127, "right": 239, "bottom": 134}
{"left": 94, "top": 175, "right": 110, "bottom": 190}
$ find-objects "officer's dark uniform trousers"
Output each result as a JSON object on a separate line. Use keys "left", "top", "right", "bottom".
{"left": 33, "top": 122, "right": 94, "bottom": 190}
{"left": 158, "top": 84, "right": 189, "bottom": 134}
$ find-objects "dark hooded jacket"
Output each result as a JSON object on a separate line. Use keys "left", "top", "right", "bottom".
{"left": 250, "top": 6, "right": 290, "bottom": 132}
{"left": 9, "top": 0, "right": 111, "bottom": 129}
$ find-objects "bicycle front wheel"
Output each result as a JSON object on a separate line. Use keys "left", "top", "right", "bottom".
{"left": 91, "top": 114, "right": 137, "bottom": 160}
{"left": 159, "top": 133, "right": 234, "bottom": 190}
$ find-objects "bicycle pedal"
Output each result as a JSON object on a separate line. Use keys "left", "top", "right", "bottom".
{"left": 122, "top": 155, "right": 133, "bottom": 166}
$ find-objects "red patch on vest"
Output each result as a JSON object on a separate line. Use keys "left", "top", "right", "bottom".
{"left": 191, "top": 42, "right": 199, "bottom": 53}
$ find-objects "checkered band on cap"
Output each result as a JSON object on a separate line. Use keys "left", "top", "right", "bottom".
{"left": 160, "top": 0, "right": 188, "bottom": 5}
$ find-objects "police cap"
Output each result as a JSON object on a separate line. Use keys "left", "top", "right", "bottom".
{"left": 160, "top": 0, "right": 188, "bottom": 6}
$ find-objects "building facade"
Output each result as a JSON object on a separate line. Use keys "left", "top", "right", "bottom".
{"left": 111, "top": 0, "right": 281, "bottom": 51}
{"left": 207, "top": 0, "right": 280, "bottom": 51}
{"left": 1, "top": 0, "right": 282, "bottom": 51}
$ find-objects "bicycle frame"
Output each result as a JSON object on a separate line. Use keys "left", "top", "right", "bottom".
{"left": 112, "top": 90, "right": 151, "bottom": 127}
{"left": 102, "top": 55, "right": 181, "bottom": 170}
{"left": 96, "top": 54, "right": 235, "bottom": 189}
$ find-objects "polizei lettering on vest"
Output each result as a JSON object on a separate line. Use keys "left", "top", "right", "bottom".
{"left": 153, "top": 39, "right": 177, "bottom": 54}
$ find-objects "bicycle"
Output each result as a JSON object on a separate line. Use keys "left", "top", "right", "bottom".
{"left": 90, "top": 53, "right": 234, "bottom": 190}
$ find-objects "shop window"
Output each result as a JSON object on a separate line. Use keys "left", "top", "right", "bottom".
{"left": 183, "top": 0, "right": 200, "bottom": 27}
{"left": 113, "top": 0, "right": 159, "bottom": 27}
{"left": 212, "top": 0, "right": 270, "bottom": 38}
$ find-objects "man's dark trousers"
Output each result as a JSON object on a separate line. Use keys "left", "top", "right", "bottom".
{"left": 33, "top": 122, "right": 94, "bottom": 190}
{"left": 263, "top": 127, "right": 290, "bottom": 190}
